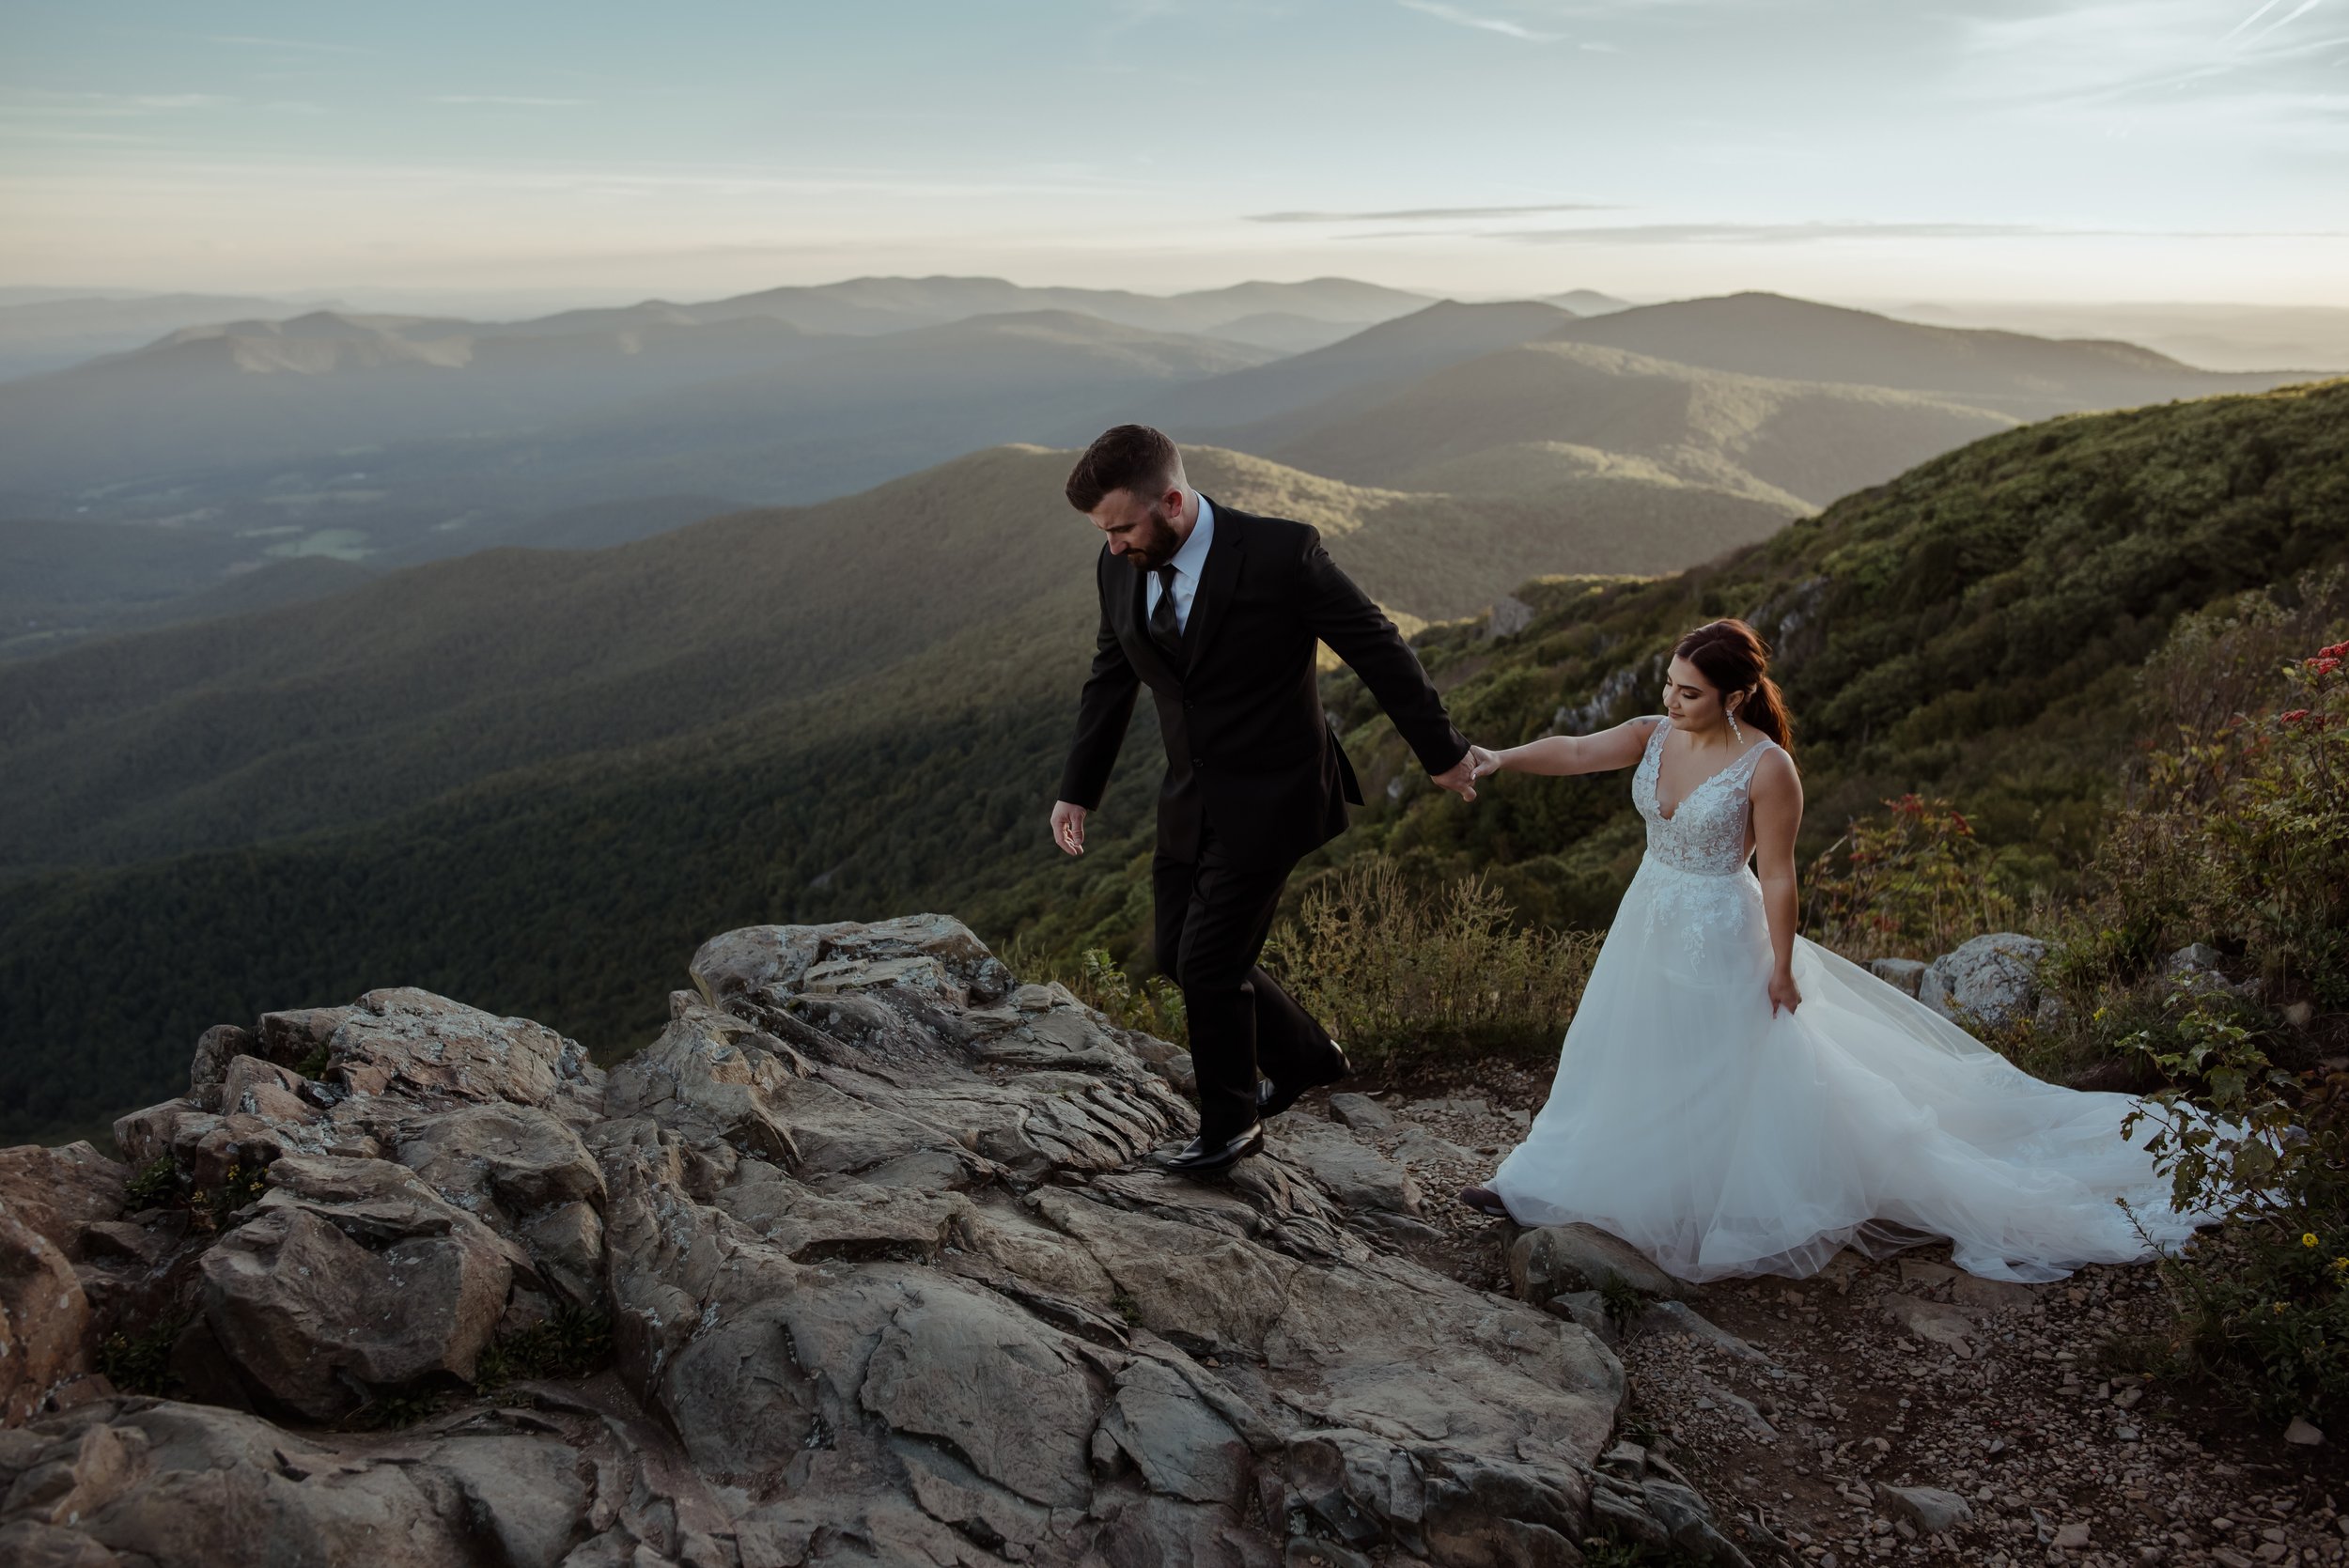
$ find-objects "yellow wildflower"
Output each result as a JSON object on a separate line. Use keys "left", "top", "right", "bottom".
{"left": 2305, "top": 1233, "right": 2321, "bottom": 1248}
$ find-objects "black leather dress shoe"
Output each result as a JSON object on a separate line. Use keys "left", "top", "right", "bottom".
{"left": 1161, "top": 1122, "right": 1265, "bottom": 1175}
{"left": 1257, "top": 1040, "right": 1353, "bottom": 1121}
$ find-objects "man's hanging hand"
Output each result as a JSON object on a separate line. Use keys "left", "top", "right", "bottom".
{"left": 1050, "top": 800, "right": 1089, "bottom": 856}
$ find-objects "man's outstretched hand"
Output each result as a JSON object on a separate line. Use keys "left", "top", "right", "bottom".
{"left": 1431, "top": 751, "right": 1481, "bottom": 802}
{"left": 1050, "top": 800, "right": 1088, "bottom": 856}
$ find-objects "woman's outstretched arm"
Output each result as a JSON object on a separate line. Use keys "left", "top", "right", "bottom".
{"left": 1470, "top": 715, "right": 1659, "bottom": 779}
{"left": 1750, "top": 748, "right": 1806, "bottom": 1014}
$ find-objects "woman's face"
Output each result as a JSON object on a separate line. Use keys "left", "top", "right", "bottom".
{"left": 1664, "top": 655, "right": 1734, "bottom": 734}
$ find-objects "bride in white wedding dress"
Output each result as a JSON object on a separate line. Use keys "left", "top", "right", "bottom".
{"left": 1455, "top": 618, "right": 2232, "bottom": 1284}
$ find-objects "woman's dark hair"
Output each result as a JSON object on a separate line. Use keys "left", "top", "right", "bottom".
{"left": 1673, "top": 618, "right": 1795, "bottom": 753}
{"left": 1066, "top": 424, "right": 1180, "bottom": 513}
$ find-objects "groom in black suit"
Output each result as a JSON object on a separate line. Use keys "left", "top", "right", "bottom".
{"left": 1050, "top": 425, "right": 1481, "bottom": 1173}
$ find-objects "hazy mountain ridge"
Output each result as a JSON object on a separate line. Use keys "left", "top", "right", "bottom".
{"left": 0, "top": 291, "right": 317, "bottom": 381}
{"left": 672, "top": 272, "right": 1434, "bottom": 338}
{"left": 3, "top": 280, "right": 2328, "bottom": 666}
{"left": 1255, "top": 338, "right": 2021, "bottom": 508}
{"left": 0, "top": 305, "right": 1266, "bottom": 494}
{"left": 1136, "top": 299, "right": 1578, "bottom": 435}
{"left": 1892, "top": 300, "right": 2349, "bottom": 374}
{"left": 0, "top": 310, "right": 1283, "bottom": 608}
{"left": 1542, "top": 292, "right": 2317, "bottom": 416}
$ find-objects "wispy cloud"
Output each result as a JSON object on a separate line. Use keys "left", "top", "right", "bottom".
{"left": 2226, "top": 0, "right": 2327, "bottom": 45}
{"left": 0, "top": 90, "right": 235, "bottom": 117}
{"left": 434, "top": 95, "right": 591, "bottom": 107}
{"left": 1488, "top": 219, "right": 2349, "bottom": 244}
{"left": 1394, "top": 0, "right": 1563, "bottom": 42}
{"left": 1954, "top": 0, "right": 2340, "bottom": 111}
{"left": 1248, "top": 201, "right": 1618, "bottom": 223}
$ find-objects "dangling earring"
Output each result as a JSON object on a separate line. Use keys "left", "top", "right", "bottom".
{"left": 1728, "top": 701, "right": 1744, "bottom": 744}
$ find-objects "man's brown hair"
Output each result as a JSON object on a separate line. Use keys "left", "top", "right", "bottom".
{"left": 1066, "top": 424, "right": 1180, "bottom": 513}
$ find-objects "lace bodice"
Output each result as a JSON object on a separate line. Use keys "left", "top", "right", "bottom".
{"left": 1631, "top": 716, "right": 1778, "bottom": 877}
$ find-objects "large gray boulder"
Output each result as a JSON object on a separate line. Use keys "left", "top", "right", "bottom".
{"left": 1918, "top": 932, "right": 2049, "bottom": 1030}
{"left": 197, "top": 1156, "right": 521, "bottom": 1421}
{"left": 6, "top": 913, "right": 1627, "bottom": 1566}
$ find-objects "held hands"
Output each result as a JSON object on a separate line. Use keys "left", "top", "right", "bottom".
{"left": 1432, "top": 742, "right": 1503, "bottom": 801}
{"left": 1430, "top": 751, "right": 1480, "bottom": 802}
{"left": 1059, "top": 739, "right": 1499, "bottom": 843}
{"left": 1769, "top": 967, "right": 1803, "bottom": 1016}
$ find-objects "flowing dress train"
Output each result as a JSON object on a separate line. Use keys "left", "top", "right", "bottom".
{"left": 1484, "top": 717, "right": 2232, "bottom": 1284}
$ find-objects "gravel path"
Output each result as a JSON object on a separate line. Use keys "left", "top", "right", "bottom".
{"left": 1285, "top": 1061, "right": 2349, "bottom": 1567}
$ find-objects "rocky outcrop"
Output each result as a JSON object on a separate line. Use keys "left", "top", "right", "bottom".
{"left": 0, "top": 913, "right": 1632, "bottom": 1565}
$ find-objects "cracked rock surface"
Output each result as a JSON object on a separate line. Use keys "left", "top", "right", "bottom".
{"left": 0, "top": 914, "right": 1626, "bottom": 1566}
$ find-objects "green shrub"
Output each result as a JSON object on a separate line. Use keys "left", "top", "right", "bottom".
{"left": 2072, "top": 622, "right": 2349, "bottom": 1424}
{"left": 119, "top": 1155, "right": 179, "bottom": 1213}
{"left": 2113, "top": 1018, "right": 2349, "bottom": 1426}
{"left": 1803, "top": 793, "right": 2017, "bottom": 961}
{"left": 96, "top": 1312, "right": 189, "bottom": 1397}
{"left": 2076, "top": 581, "right": 2349, "bottom": 1003}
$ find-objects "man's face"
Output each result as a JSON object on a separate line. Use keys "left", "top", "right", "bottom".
{"left": 1089, "top": 484, "right": 1182, "bottom": 570}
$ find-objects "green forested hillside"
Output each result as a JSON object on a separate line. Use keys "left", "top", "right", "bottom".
{"left": 2, "top": 379, "right": 2342, "bottom": 1140}
{"left": 1283, "top": 375, "right": 2349, "bottom": 933}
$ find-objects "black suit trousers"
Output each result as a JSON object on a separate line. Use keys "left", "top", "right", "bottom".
{"left": 1152, "top": 823, "right": 1344, "bottom": 1141}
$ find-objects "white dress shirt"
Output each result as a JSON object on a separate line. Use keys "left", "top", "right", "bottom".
{"left": 1144, "top": 493, "right": 1214, "bottom": 635}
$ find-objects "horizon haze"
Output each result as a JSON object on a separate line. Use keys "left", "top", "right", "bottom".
{"left": 7, "top": 0, "right": 2347, "bottom": 310}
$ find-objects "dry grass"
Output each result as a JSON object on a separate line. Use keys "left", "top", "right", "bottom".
{"left": 1261, "top": 853, "right": 1600, "bottom": 1068}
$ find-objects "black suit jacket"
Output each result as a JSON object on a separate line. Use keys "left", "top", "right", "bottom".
{"left": 1056, "top": 495, "right": 1470, "bottom": 867}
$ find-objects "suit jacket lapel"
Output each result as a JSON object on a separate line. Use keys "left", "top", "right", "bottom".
{"left": 1180, "top": 494, "right": 1243, "bottom": 676}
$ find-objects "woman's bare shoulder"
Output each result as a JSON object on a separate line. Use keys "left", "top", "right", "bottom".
{"left": 1751, "top": 743, "right": 1801, "bottom": 791}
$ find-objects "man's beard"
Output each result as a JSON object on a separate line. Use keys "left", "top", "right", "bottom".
{"left": 1124, "top": 507, "right": 1179, "bottom": 568}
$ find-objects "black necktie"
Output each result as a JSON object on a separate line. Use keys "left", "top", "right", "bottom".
{"left": 1149, "top": 564, "right": 1183, "bottom": 660}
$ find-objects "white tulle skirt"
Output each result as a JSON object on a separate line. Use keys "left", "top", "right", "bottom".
{"left": 1486, "top": 858, "right": 2234, "bottom": 1283}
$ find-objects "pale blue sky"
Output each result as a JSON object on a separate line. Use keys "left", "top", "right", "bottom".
{"left": 4, "top": 0, "right": 2344, "bottom": 305}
